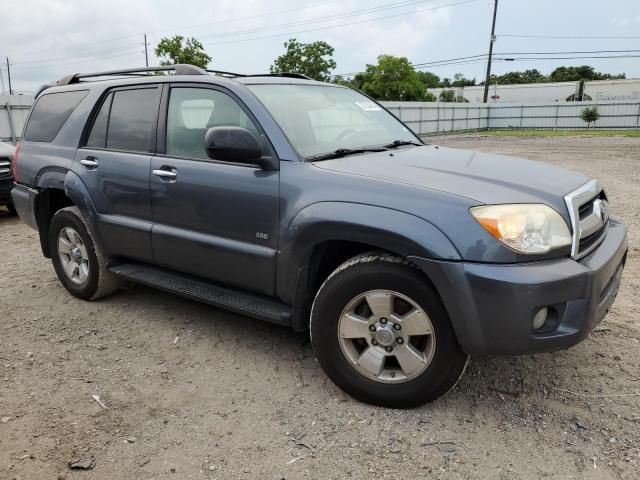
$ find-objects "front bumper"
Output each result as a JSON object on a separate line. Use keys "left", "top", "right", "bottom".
{"left": 409, "top": 217, "right": 627, "bottom": 356}
{"left": 0, "top": 177, "right": 13, "bottom": 205}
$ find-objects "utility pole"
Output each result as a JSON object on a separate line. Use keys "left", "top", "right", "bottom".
{"left": 144, "top": 34, "right": 149, "bottom": 67}
{"left": 6, "top": 57, "right": 13, "bottom": 95}
{"left": 482, "top": 0, "right": 498, "bottom": 103}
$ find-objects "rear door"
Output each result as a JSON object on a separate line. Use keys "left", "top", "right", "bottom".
{"left": 149, "top": 84, "right": 280, "bottom": 295}
{"left": 75, "top": 85, "right": 160, "bottom": 262}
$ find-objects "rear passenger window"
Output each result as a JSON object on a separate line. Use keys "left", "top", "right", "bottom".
{"left": 166, "top": 88, "right": 259, "bottom": 160}
{"left": 106, "top": 88, "right": 158, "bottom": 153}
{"left": 86, "top": 93, "right": 112, "bottom": 148}
{"left": 23, "top": 90, "right": 88, "bottom": 142}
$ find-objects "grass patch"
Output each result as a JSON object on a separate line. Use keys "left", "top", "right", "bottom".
{"left": 479, "top": 129, "right": 640, "bottom": 138}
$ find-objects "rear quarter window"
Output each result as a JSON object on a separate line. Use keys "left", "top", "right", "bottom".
{"left": 23, "top": 90, "right": 88, "bottom": 142}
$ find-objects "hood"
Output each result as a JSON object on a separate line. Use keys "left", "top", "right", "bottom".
{"left": 312, "top": 145, "right": 590, "bottom": 216}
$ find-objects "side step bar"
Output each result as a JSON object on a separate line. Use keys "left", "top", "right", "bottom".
{"left": 109, "top": 262, "right": 292, "bottom": 326}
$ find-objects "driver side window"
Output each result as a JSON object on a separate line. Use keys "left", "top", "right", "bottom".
{"left": 166, "top": 88, "right": 260, "bottom": 160}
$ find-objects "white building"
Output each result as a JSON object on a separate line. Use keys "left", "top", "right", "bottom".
{"left": 428, "top": 78, "right": 640, "bottom": 103}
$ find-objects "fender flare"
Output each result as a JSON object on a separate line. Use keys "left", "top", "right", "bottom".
{"left": 277, "top": 201, "right": 461, "bottom": 305}
{"left": 63, "top": 170, "right": 105, "bottom": 252}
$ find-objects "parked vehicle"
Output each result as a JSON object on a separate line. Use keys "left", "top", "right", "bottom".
{"left": 11, "top": 65, "right": 627, "bottom": 408}
{"left": 0, "top": 142, "right": 17, "bottom": 215}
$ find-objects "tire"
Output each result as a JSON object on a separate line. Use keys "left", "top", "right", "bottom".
{"left": 49, "top": 206, "right": 119, "bottom": 300}
{"left": 6, "top": 203, "right": 17, "bottom": 216}
{"left": 310, "top": 252, "right": 468, "bottom": 408}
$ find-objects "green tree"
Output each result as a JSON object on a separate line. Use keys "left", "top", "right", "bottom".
{"left": 355, "top": 55, "right": 427, "bottom": 101}
{"left": 416, "top": 70, "right": 441, "bottom": 88}
{"left": 488, "top": 69, "right": 548, "bottom": 85}
{"left": 270, "top": 38, "right": 336, "bottom": 81}
{"left": 438, "top": 90, "right": 456, "bottom": 102}
{"left": 330, "top": 75, "right": 354, "bottom": 87}
{"left": 451, "top": 73, "right": 476, "bottom": 87}
{"left": 550, "top": 65, "right": 625, "bottom": 82}
{"left": 580, "top": 106, "right": 600, "bottom": 128}
{"left": 154, "top": 36, "right": 211, "bottom": 69}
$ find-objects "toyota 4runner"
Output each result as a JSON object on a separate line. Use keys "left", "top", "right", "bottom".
{"left": 11, "top": 65, "right": 627, "bottom": 408}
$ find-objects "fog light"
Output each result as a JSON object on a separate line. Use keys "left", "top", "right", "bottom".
{"left": 532, "top": 307, "right": 548, "bottom": 330}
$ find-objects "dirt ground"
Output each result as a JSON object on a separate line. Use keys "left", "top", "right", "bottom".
{"left": 1, "top": 135, "right": 639, "bottom": 480}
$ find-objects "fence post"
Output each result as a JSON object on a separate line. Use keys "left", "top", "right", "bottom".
{"left": 466, "top": 106, "right": 469, "bottom": 132}
{"left": 554, "top": 104, "right": 560, "bottom": 130}
{"left": 5, "top": 102, "right": 17, "bottom": 143}
{"left": 419, "top": 104, "right": 423, "bottom": 136}
{"left": 519, "top": 105, "right": 524, "bottom": 129}
{"left": 436, "top": 103, "right": 440, "bottom": 134}
{"left": 486, "top": 104, "right": 491, "bottom": 131}
{"left": 451, "top": 105, "right": 455, "bottom": 132}
{"left": 636, "top": 103, "right": 640, "bottom": 130}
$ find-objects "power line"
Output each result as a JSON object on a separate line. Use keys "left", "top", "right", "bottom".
{"left": 9, "top": 0, "right": 475, "bottom": 69}
{"left": 11, "top": 51, "right": 142, "bottom": 71}
{"left": 145, "top": 0, "right": 348, "bottom": 35}
{"left": 499, "top": 33, "right": 640, "bottom": 40}
{"left": 11, "top": 43, "right": 142, "bottom": 66}
{"left": 200, "top": 0, "right": 479, "bottom": 47}
{"left": 195, "top": 0, "right": 433, "bottom": 41}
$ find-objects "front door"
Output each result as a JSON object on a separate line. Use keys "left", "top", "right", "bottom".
{"left": 150, "top": 85, "right": 279, "bottom": 296}
{"left": 74, "top": 85, "right": 161, "bottom": 262}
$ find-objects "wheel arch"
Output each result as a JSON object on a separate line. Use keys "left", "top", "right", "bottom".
{"left": 279, "top": 202, "right": 461, "bottom": 331}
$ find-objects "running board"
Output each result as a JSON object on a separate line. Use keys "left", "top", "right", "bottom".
{"left": 109, "top": 262, "right": 292, "bottom": 326}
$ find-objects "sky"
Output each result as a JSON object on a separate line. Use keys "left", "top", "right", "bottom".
{"left": 1, "top": 0, "right": 640, "bottom": 93}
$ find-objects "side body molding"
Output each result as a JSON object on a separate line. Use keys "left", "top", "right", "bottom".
{"left": 277, "top": 201, "right": 462, "bottom": 304}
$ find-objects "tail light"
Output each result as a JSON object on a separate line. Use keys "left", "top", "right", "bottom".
{"left": 11, "top": 142, "right": 20, "bottom": 183}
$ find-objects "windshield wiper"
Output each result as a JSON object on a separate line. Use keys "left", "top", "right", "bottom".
{"left": 306, "top": 147, "right": 387, "bottom": 162}
{"left": 382, "top": 139, "right": 422, "bottom": 149}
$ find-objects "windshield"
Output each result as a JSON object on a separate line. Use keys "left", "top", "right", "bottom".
{"left": 247, "top": 84, "right": 420, "bottom": 159}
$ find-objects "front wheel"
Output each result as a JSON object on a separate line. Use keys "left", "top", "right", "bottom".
{"left": 310, "top": 252, "right": 468, "bottom": 408}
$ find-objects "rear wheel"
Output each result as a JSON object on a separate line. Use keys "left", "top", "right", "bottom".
{"left": 310, "top": 252, "right": 468, "bottom": 408}
{"left": 49, "top": 206, "right": 119, "bottom": 300}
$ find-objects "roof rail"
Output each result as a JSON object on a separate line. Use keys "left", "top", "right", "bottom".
{"left": 56, "top": 64, "right": 207, "bottom": 86}
{"left": 247, "top": 73, "right": 313, "bottom": 80}
{"left": 205, "top": 69, "right": 245, "bottom": 77}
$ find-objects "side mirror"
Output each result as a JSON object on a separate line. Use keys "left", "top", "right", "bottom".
{"left": 204, "top": 126, "right": 271, "bottom": 169}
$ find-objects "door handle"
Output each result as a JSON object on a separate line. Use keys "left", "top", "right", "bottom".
{"left": 80, "top": 157, "right": 98, "bottom": 169}
{"left": 152, "top": 168, "right": 177, "bottom": 180}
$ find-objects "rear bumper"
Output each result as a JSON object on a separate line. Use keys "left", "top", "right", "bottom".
{"left": 409, "top": 217, "right": 627, "bottom": 356}
{"left": 10, "top": 182, "right": 39, "bottom": 229}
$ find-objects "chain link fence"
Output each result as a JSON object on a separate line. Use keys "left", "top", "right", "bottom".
{"left": 381, "top": 100, "right": 640, "bottom": 137}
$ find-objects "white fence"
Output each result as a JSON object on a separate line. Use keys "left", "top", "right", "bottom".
{"left": 382, "top": 100, "right": 640, "bottom": 137}
{"left": 3, "top": 95, "right": 640, "bottom": 142}
{"left": 0, "top": 94, "right": 33, "bottom": 143}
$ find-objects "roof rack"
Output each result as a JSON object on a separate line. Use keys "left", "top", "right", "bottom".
{"left": 57, "top": 64, "right": 208, "bottom": 86}
{"left": 56, "top": 65, "right": 314, "bottom": 87}
{"left": 246, "top": 73, "right": 313, "bottom": 80}
{"left": 205, "top": 69, "right": 245, "bottom": 77}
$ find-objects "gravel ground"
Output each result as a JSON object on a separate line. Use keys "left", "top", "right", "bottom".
{"left": 1, "top": 135, "right": 639, "bottom": 480}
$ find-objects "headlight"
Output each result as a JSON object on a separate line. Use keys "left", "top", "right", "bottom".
{"left": 470, "top": 204, "right": 571, "bottom": 254}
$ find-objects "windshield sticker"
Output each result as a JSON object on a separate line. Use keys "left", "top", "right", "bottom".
{"left": 355, "top": 101, "right": 381, "bottom": 112}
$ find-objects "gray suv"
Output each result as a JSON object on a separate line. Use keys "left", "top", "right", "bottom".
{"left": 11, "top": 65, "right": 627, "bottom": 408}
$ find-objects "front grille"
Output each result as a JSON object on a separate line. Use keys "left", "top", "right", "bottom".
{"left": 564, "top": 180, "right": 609, "bottom": 260}
{"left": 579, "top": 222, "right": 607, "bottom": 253}
{"left": 578, "top": 191, "right": 605, "bottom": 220}
{"left": 0, "top": 157, "right": 10, "bottom": 179}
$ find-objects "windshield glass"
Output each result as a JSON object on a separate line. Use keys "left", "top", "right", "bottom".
{"left": 247, "top": 84, "right": 419, "bottom": 158}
